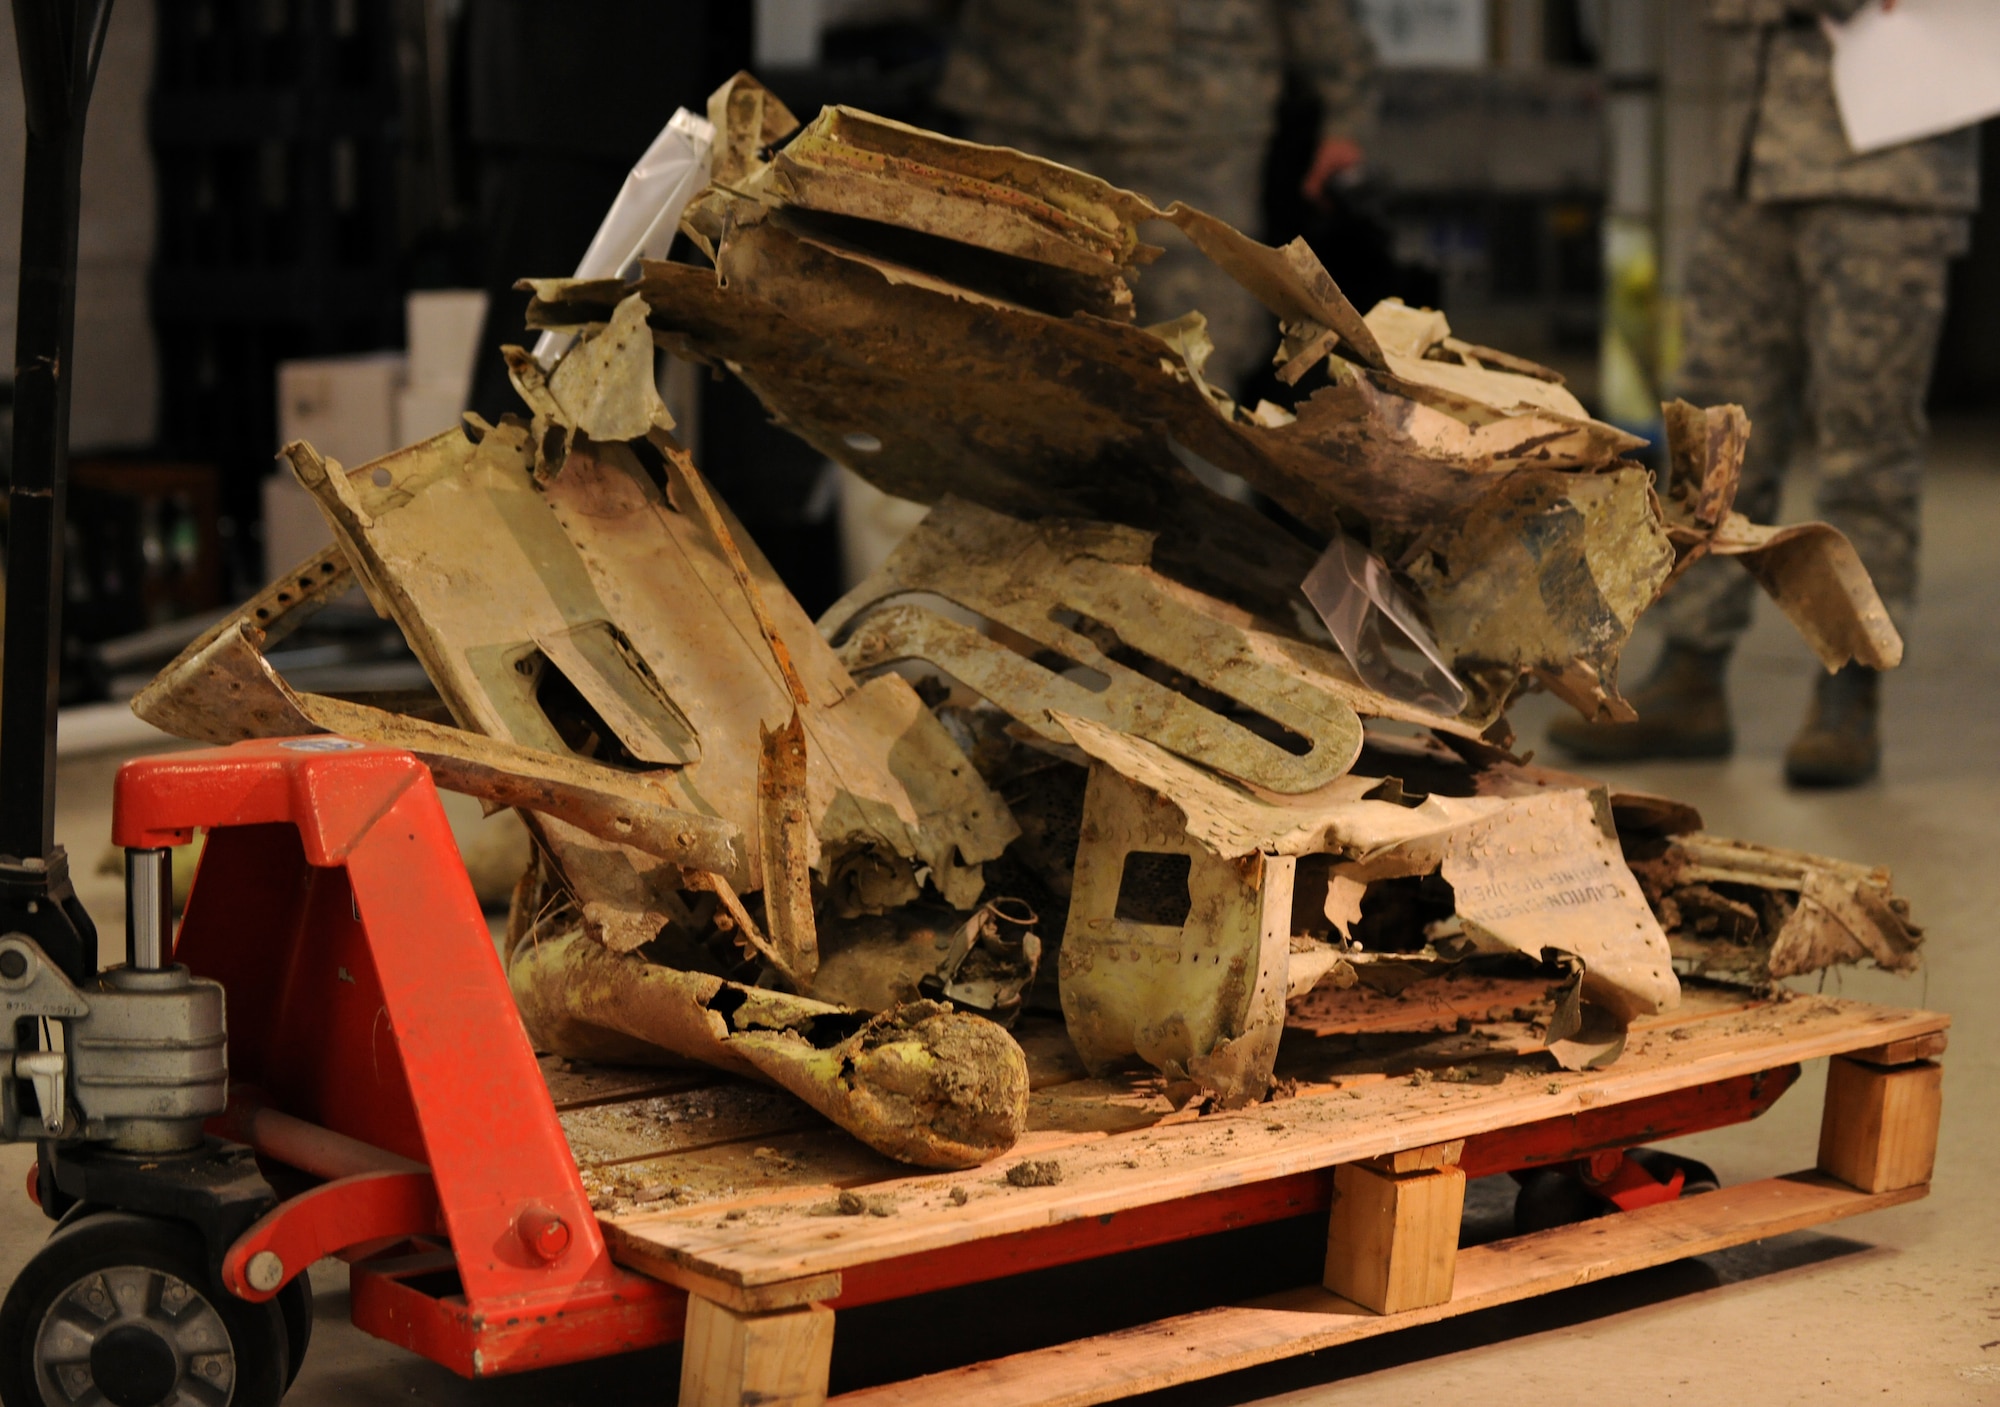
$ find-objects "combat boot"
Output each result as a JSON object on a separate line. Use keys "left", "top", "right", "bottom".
{"left": 1546, "top": 643, "right": 1734, "bottom": 761}
{"left": 1784, "top": 665, "right": 1879, "bottom": 788}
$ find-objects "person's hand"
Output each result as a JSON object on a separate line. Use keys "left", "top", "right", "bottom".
{"left": 1302, "top": 135, "right": 1366, "bottom": 203}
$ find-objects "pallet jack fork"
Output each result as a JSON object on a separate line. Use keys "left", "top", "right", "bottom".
{"left": 109, "top": 739, "right": 682, "bottom": 1377}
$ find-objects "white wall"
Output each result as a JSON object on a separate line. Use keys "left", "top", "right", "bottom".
{"left": 0, "top": 1, "right": 159, "bottom": 454}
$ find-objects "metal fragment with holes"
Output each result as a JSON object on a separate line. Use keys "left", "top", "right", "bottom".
{"left": 146, "top": 423, "right": 1015, "bottom": 956}
{"left": 822, "top": 497, "right": 1368, "bottom": 794}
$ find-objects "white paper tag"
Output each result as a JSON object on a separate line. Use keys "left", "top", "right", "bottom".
{"left": 1825, "top": 0, "right": 2000, "bottom": 155}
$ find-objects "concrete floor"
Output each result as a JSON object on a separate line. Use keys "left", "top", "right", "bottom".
{"left": 4, "top": 417, "right": 1996, "bottom": 1405}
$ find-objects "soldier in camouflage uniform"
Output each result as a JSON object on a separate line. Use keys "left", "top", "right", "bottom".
{"left": 939, "top": 0, "right": 1376, "bottom": 398}
{"left": 1551, "top": 0, "right": 1979, "bottom": 787}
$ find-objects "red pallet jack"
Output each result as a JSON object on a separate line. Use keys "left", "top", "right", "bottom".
{"left": 102, "top": 740, "right": 688, "bottom": 1379}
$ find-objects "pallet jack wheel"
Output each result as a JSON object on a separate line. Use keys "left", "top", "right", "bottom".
{"left": 1512, "top": 1166, "right": 1599, "bottom": 1234}
{"left": 1627, "top": 1147, "right": 1720, "bottom": 1194}
{"left": 0, "top": 1211, "right": 290, "bottom": 1407}
{"left": 1512, "top": 1148, "right": 1724, "bottom": 1235}
{"left": 276, "top": 1270, "right": 312, "bottom": 1391}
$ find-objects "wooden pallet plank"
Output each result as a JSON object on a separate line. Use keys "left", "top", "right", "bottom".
{"left": 586, "top": 1127, "right": 905, "bottom": 1213}
{"left": 573, "top": 987, "right": 1790, "bottom": 1214}
{"left": 593, "top": 1125, "right": 1129, "bottom": 1224}
{"left": 818, "top": 1069, "right": 1790, "bottom": 1310}
{"left": 591, "top": 1061, "right": 1786, "bottom": 1230}
{"left": 608, "top": 996, "right": 1945, "bottom": 1287}
{"left": 1843, "top": 1031, "right": 1947, "bottom": 1067}
{"left": 538, "top": 1055, "right": 710, "bottom": 1112}
{"left": 562, "top": 1080, "right": 822, "bottom": 1169}
{"left": 625, "top": 1254, "right": 840, "bottom": 1314}
{"left": 830, "top": 1172, "right": 1924, "bottom": 1407}
{"left": 580, "top": 1073, "right": 1170, "bottom": 1216}
{"left": 830, "top": 1172, "right": 1327, "bottom": 1311}
{"left": 1359, "top": 1140, "right": 1463, "bottom": 1175}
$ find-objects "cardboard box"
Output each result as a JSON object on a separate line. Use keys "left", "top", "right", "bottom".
{"left": 273, "top": 351, "right": 405, "bottom": 577}
{"left": 406, "top": 289, "right": 488, "bottom": 393}
{"left": 277, "top": 351, "right": 406, "bottom": 472}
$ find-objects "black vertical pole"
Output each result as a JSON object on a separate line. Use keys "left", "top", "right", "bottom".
{"left": 0, "top": 0, "right": 112, "bottom": 982}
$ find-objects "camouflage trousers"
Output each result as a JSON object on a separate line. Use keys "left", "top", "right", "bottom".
{"left": 1661, "top": 195, "right": 1971, "bottom": 652}
{"left": 966, "top": 125, "right": 1273, "bottom": 396}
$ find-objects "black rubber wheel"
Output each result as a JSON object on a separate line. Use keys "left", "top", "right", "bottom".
{"left": 1513, "top": 1166, "right": 1603, "bottom": 1234}
{"left": 49, "top": 1202, "right": 103, "bottom": 1234}
{"left": 0, "top": 1211, "right": 289, "bottom": 1407}
{"left": 276, "top": 1270, "right": 312, "bottom": 1390}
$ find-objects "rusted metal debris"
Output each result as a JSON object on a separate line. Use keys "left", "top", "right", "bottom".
{"left": 812, "top": 898, "right": 1043, "bottom": 1026}
{"left": 822, "top": 496, "right": 1396, "bottom": 794}
{"left": 508, "top": 870, "right": 1027, "bottom": 1170}
{"left": 135, "top": 290, "right": 1032, "bottom": 1167}
{"left": 1616, "top": 796, "right": 1921, "bottom": 986}
{"left": 133, "top": 71, "right": 1926, "bottom": 1151}
{"left": 526, "top": 72, "right": 1899, "bottom": 725}
{"left": 291, "top": 417, "right": 1014, "bottom": 945}
{"left": 131, "top": 544, "right": 742, "bottom": 874}
{"left": 1657, "top": 399, "right": 1901, "bottom": 673}
{"left": 1050, "top": 713, "right": 1678, "bottom": 1090}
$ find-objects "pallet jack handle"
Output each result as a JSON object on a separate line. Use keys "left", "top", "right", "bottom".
{"left": 0, "top": 0, "right": 114, "bottom": 983}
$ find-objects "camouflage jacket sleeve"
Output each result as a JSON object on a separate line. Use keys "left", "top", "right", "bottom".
{"left": 1281, "top": 0, "right": 1378, "bottom": 144}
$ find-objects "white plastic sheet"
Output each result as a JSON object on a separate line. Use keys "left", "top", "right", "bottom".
{"left": 531, "top": 107, "right": 717, "bottom": 369}
{"left": 1301, "top": 532, "right": 1469, "bottom": 717}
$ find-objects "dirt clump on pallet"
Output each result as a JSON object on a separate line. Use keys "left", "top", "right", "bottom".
{"left": 1006, "top": 1159, "right": 1065, "bottom": 1188}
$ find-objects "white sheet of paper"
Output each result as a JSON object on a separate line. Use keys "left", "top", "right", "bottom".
{"left": 1825, "top": 0, "right": 2000, "bottom": 155}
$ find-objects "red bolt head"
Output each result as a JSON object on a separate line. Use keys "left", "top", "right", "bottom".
{"left": 515, "top": 1204, "right": 570, "bottom": 1261}
{"left": 1582, "top": 1149, "right": 1625, "bottom": 1184}
{"left": 534, "top": 1217, "right": 571, "bottom": 1259}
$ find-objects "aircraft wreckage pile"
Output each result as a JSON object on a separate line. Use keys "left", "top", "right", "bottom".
{"left": 139, "top": 76, "right": 1921, "bottom": 1170}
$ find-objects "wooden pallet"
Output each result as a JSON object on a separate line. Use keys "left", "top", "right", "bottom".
{"left": 551, "top": 983, "right": 1946, "bottom": 1407}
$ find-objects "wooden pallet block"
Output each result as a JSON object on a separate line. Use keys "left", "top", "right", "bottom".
{"left": 1818, "top": 1055, "right": 1943, "bottom": 1193}
{"left": 681, "top": 1295, "right": 835, "bottom": 1407}
{"left": 1324, "top": 1155, "right": 1466, "bottom": 1314}
{"left": 548, "top": 988, "right": 1946, "bottom": 1406}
